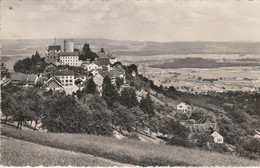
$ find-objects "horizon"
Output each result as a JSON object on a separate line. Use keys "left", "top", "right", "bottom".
{"left": 2, "top": 0, "right": 260, "bottom": 42}
{"left": 2, "top": 37, "right": 260, "bottom": 43}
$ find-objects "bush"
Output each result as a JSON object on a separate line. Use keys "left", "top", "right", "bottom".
{"left": 128, "top": 133, "right": 140, "bottom": 140}
{"left": 167, "top": 136, "right": 195, "bottom": 148}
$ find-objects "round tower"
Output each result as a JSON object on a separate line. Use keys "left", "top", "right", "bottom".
{"left": 64, "top": 39, "right": 74, "bottom": 52}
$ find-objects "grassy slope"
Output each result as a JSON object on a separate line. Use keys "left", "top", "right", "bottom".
{"left": 1, "top": 137, "right": 130, "bottom": 167}
{"left": 1, "top": 124, "right": 259, "bottom": 167}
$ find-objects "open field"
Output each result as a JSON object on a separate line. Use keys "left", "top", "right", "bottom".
{"left": 1, "top": 136, "right": 131, "bottom": 167}
{"left": 1, "top": 124, "right": 259, "bottom": 167}
{"left": 140, "top": 66, "right": 260, "bottom": 93}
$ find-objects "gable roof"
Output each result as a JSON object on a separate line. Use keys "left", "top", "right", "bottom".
{"left": 109, "top": 69, "right": 121, "bottom": 78}
{"left": 54, "top": 69, "right": 75, "bottom": 76}
{"left": 211, "top": 131, "right": 222, "bottom": 138}
{"left": 59, "top": 52, "right": 79, "bottom": 56}
{"left": 48, "top": 45, "right": 61, "bottom": 51}
{"left": 42, "top": 76, "right": 63, "bottom": 88}
{"left": 98, "top": 70, "right": 110, "bottom": 78}
{"left": 113, "top": 66, "right": 125, "bottom": 73}
{"left": 11, "top": 72, "right": 38, "bottom": 83}
{"left": 95, "top": 58, "right": 110, "bottom": 66}
{"left": 97, "top": 52, "right": 107, "bottom": 59}
{"left": 177, "top": 102, "right": 190, "bottom": 108}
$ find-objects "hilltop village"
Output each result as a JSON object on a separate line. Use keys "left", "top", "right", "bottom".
{"left": 8, "top": 39, "right": 120, "bottom": 94}
{"left": 1, "top": 39, "right": 260, "bottom": 161}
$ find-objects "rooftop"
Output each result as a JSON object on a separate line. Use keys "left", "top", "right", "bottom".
{"left": 11, "top": 72, "right": 38, "bottom": 83}
{"left": 54, "top": 69, "right": 75, "bottom": 76}
{"left": 48, "top": 45, "right": 61, "bottom": 51}
{"left": 95, "top": 58, "right": 110, "bottom": 66}
{"left": 59, "top": 52, "right": 79, "bottom": 56}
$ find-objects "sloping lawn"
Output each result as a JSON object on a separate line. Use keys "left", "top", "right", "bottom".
{"left": 1, "top": 137, "right": 131, "bottom": 167}
{"left": 1, "top": 124, "right": 259, "bottom": 167}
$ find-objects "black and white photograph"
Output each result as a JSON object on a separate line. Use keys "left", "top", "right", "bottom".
{"left": 1, "top": 0, "right": 260, "bottom": 167}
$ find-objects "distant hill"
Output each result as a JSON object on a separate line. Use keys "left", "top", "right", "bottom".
{"left": 2, "top": 38, "right": 260, "bottom": 57}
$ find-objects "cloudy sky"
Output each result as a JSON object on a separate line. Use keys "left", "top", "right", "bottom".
{"left": 2, "top": 0, "right": 260, "bottom": 42}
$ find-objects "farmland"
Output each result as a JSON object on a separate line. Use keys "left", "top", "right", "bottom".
{"left": 1, "top": 124, "right": 259, "bottom": 167}
{"left": 117, "top": 55, "right": 260, "bottom": 93}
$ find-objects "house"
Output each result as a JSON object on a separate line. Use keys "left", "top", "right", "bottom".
{"left": 45, "top": 43, "right": 61, "bottom": 64}
{"left": 211, "top": 131, "right": 224, "bottom": 144}
{"left": 10, "top": 72, "right": 38, "bottom": 87}
{"left": 44, "top": 63, "right": 57, "bottom": 76}
{"left": 54, "top": 69, "right": 75, "bottom": 86}
{"left": 97, "top": 51, "right": 118, "bottom": 64}
{"left": 59, "top": 52, "right": 80, "bottom": 67}
{"left": 93, "top": 73, "right": 105, "bottom": 94}
{"left": 177, "top": 103, "right": 193, "bottom": 113}
{"left": 42, "top": 76, "right": 64, "bottom": 91}
{"left": 87, "top": 62, "right": 100, "bottom": 71}
{"left": 95, "top": 58, "right": 111, "bottom": 70}
{"left": 90, "top": 69, "right": 99, "bottom": 76}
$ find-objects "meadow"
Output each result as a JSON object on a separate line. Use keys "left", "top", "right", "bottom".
{"left": 1, "top": 124, "right": 259, "bottom": 167}
{"left": 1, "top": 137, "right": 129, "bottom": 167}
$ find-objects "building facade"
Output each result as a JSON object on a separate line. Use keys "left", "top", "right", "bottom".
{"left": 59, "top": 52, "right": 80, "bottom": 67}
{"left": 45, "top": 44, "right": 61, "bottom": 63}
{"left": 54, "top": 69, "right": 75, "bottom": 86}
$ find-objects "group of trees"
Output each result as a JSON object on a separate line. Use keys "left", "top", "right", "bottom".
{"left": 79, "top": 43, "right": 98, "bottom": 61}
{"left": 1, "top": 63, "right": 10, "bottom": 79}
{"left": 14, "top": 51, "right": 47, "bottom": 74}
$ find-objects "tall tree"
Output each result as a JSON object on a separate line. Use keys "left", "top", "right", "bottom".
{"left": 79, "top": 43, "right": 98, "bottom": 61}
{"left": 120, "top": 87, "right": 138, "bottom": 109}
{"left": 84, "top": 77, "right": 96, "bottom": 94}
{"left": 102, "top": 76, "right": 119, "bottom": 109}
{"left": 139, "top": 93, "right": 155, "bottom": 118}
{"left": 112, "top": 104, "right": 135, "bottom": 132}
{"left": 1, "top": 63, "right": 10, "bottom": 79}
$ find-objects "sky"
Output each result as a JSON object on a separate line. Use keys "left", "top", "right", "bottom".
{"left": 2, "top": 0, "right": 260, "bottom": 42}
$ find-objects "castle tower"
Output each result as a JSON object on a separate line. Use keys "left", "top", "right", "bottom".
{"left": 64, "top": 39, "right": 74, "bottom": 52}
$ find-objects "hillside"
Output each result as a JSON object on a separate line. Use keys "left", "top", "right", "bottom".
{"left": 1, "top": 124, "right": 259, "bottom": 167}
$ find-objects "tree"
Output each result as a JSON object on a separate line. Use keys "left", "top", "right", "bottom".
{"left": 1, "top": 63, "right": 10, "bottom": 79}
{"left": 84, "top": 77, "right": 96, "bottom": 94}
{"left": 192, "top": 133, "right": 214, "bottom": 148}
{"left": 13, "top": 51, "right": 47, "bottom": 74}
{"left": 139, "top": 93, "right": 155, "bottom": 118}
{"left": 115, "top": 77, "right": 124, "bottom": 89}
{"left": 10, "top": 91, "right": 35, "bottom": 129}
{"left": 41, "top": 94, "right": 86, "bottom": 133}
{"left": 86, "top": 108, "right": 113, "bottom": 136}
{"left": 102, "top": 76, "right": 119, "bottom": 109}
{"left": 130, "top": 107, "right": 146, "bottom": 129}
{"left": 120, "top": 87, "right": 138, "bottom": 109}
{"left": 112, "top": 104, "right": 135, "bottom": 132}
{"left": 79, "top": 43, "right": 98, "bottom": 61}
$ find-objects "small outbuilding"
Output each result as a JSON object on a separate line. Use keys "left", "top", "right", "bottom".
{"left": 211, "top": 131, "right": 224, "bottom": 144}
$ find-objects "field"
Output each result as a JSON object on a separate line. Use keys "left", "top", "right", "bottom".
{"left": 1, "top": 136, "right": 130, "bottom": 167}
{"left": 1, "top": 124, "right": 259, "bottom": 167}
{"left": 119, "top": 55, "right": 260, "bottom": 93}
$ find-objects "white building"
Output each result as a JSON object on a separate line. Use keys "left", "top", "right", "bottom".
{"left": 177, "top": 102, "right": 192, "bottom": 113}
{"left": 211, "top": 131, "right": 224, "bottom": 144}
{"left": 54, "top": 69, "right": 75, "bottom": 86}
{"left": 87, "top": 62, "right": 100, "bottom": 71}
{"left": 59, "top": 52, "right": 80, "bottom": 67}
